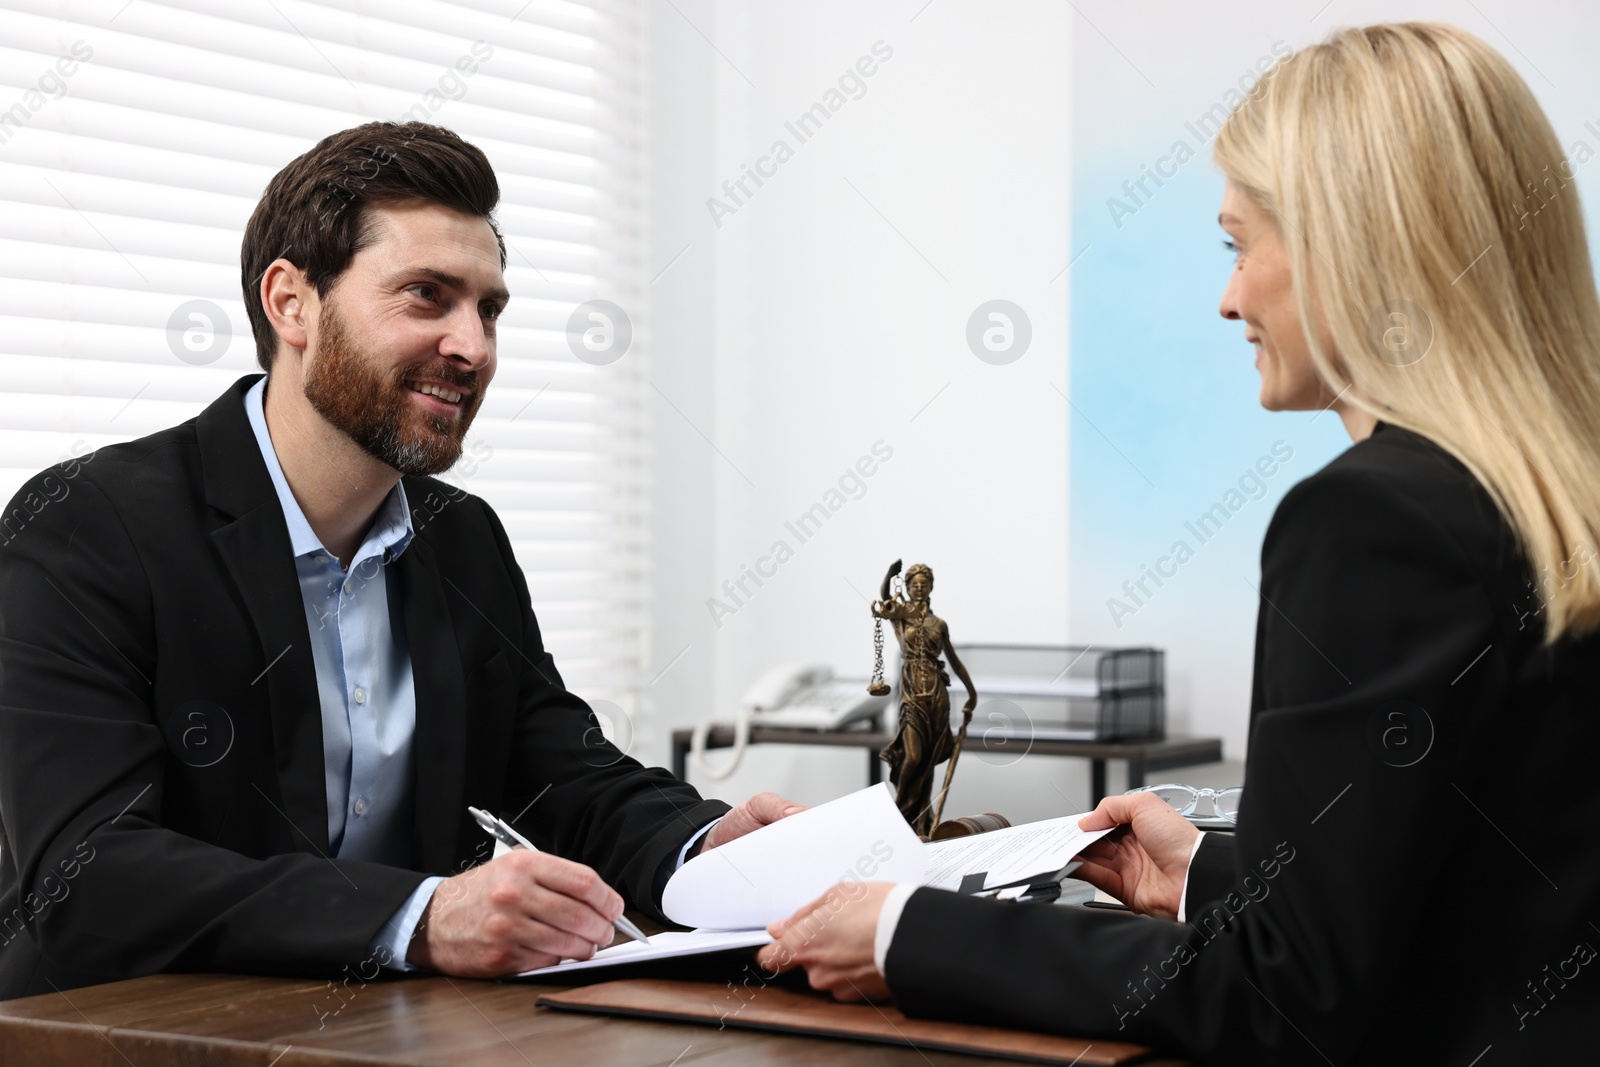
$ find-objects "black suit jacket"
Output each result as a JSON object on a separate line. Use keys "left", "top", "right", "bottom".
{"left": 886, "top": 423, "right": 1598, "bottom": 1063}
{"left": 0, "top": 373, "right": 728, "bottom": 999}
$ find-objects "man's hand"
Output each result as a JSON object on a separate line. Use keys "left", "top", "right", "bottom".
{"left": 1074, "top": 792, "right": 1200, "bottom": 920}
{"left": 699, "top": 791, "right": 807, "bottom": 853}
{"left": 406, "top": 849, "right": 625, "bottom": 977}
{"left": 755, "top": 882, "right": 893, "bottom": 1002}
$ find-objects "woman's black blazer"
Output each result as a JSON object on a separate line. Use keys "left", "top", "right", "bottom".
{"left": 886, "top": 422, "right": 1599, "bottom": 1065}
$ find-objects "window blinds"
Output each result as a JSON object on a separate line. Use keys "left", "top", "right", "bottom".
{"left": 0, "top": 0, "right": 650, "bottom": 720}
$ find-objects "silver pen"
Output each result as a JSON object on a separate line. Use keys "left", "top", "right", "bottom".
{"left": 467, "top": 805, "right": 652, "bottom": 945}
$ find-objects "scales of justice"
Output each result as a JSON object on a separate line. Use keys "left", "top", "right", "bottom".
{"left": 868, "top": 559, "right": 1009, "bottom": 840}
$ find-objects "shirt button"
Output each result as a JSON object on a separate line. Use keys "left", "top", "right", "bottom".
{"left": 353, "top": 797, "right": 368, "bottom": 816}
{"left": 353, "top": 686, "right": 366, "bottom": 705}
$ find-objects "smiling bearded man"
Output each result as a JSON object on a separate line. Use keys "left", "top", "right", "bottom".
{"left": 303, "top": 285, "right": 484, "bottom": 478}
{"left": 0, "top": 120, "right": 803, "bottom": 999}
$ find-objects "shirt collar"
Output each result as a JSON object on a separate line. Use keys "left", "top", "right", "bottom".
{"left": 244, "top": 376, "right": 414, "bottom": 566}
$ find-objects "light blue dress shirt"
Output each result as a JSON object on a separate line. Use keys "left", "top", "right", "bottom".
{"left": 244, "top": 378, "right": 439, "bottom": 968}
{"left": 245, "top": 378, "right": 714, "bottom": 971}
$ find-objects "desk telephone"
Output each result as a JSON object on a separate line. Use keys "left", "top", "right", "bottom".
{"left": 687, "top": 664, "right": 891, "bottom": 780}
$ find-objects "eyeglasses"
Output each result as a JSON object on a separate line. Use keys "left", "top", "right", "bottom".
{"left": 1126, "top": 783, "right": 1243, "bottom": 823}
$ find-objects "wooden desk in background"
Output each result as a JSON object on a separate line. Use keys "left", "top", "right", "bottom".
{"left": 0, "top": 970, "right": 1192, "bottom": 1066}
{"left": 671, "top": 726, "right": 1225, "bottom": 807}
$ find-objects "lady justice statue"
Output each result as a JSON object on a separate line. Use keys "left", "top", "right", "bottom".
{"left": 869, "top": 559, "right": 978, "bottom": 838}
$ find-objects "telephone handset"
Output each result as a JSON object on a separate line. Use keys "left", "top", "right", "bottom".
{"left": 741, "top": 662, "right": 832, "bottom": 713}
{"left": 687, "top": 663, "right": 892, "bottom": 780}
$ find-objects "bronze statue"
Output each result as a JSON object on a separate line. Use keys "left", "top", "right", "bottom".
{"left": 870, "top": 560, "right": 977, "bottom": 838}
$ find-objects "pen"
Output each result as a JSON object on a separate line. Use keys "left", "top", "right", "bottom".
{"left": 467, "top": 805, "right": 652, "bottom": 945}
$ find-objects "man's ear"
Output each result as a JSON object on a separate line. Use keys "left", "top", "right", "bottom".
{"left": 260, "top": 259, "right": 312, "bottom": 356}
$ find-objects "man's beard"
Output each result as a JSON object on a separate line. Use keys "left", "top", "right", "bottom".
{"left": 302, "top": 297, "right": 483, "bottom": 477}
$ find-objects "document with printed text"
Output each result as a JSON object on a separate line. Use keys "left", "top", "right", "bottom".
{"left": 924, "top": 815, "right": 1112, "bottom": 891}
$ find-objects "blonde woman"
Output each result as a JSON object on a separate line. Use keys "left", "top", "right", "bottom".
{"left": 757, "top": 22, "right": 1600, "bottom": 1063}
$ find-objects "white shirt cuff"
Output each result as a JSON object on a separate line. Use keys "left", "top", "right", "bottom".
{"left": 370, "top": 875, "right": 446, "bottom": 972}
{"left": 1175, "top": 832, "right": 1207, "bottom": 923}
{"left": 676, "top": 817, "right": 720, "bottom": 869}
{"left": 872, "top": 882, "right": 918, "bottom": 976}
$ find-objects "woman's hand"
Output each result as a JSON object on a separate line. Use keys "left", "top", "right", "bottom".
{"left": 755, "top": 882, "right": 894, "bottom": 1002}
{"left": 1074, "top": 792, "right": 1200, "bottom": 920}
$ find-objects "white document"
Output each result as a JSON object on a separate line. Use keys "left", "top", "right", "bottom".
{"left": 517, "top": 929, "right": 774, "bottom": 978}
{"left": 516, "top": 785, "right": 1107, "bottom": 978}
{"left": 924, "top": 815, "right": 1112, "bottom": 891}
{"left": 662, "top": 781, "right": 927, "bottom": 930}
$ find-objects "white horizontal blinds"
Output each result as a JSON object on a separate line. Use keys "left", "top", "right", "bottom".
{"left": 0, "top": 0, "right": 650, "bottom": 715}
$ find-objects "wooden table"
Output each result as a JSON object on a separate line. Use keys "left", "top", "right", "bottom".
{"left": 672, "top": 726, "right": 1224, "bottom": 807}
{"left": 0, "top": 970, "right": 1188, "bottom": 1066}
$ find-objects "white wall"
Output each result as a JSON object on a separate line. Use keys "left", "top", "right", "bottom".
{"left": 649, "top": 0, "right": 1600, "bottom": 814}
{"left": 646, "top": 1, "right": 1136, "bottom": 821}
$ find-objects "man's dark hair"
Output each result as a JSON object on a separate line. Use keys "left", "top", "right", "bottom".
{"left": 240, "top": 121, "right": 507, "bottom": 372}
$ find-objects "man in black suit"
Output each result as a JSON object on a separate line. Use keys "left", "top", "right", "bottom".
{"left": 0, "top": 121, "right": 794, "bottom": 998}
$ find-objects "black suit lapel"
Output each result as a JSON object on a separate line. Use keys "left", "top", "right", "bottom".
{"left": 210, "top": 515, "right": 329, "bottom": 855}
{"left": 395, "top": 534, "right": 467, "bottom": 873}
{"left": 197, "top": 374, "right": 329, "bottom": 857}
{"left": 195, "top": 375, "right": 471, "bottom": 872}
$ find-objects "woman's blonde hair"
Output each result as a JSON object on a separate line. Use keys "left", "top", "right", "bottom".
{"left": 1214, "top": 21, "right": 1600, "bottom": 642}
